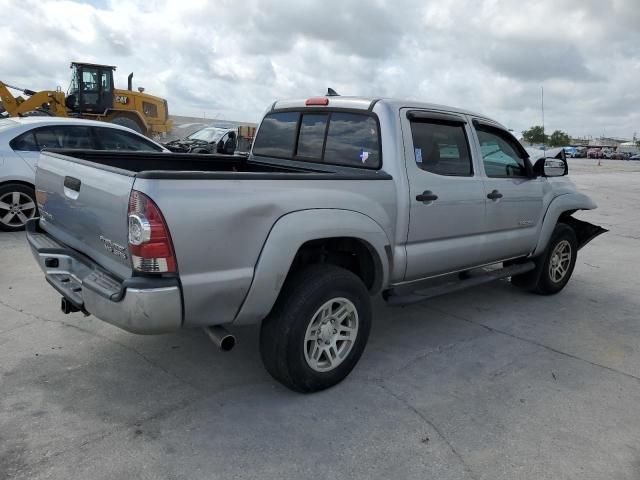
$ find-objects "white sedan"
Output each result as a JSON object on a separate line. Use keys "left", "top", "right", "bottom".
{"left": 0, "top": 116, "right": 168, "bottom": 231}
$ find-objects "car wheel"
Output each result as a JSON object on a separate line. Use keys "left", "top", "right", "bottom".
{"left": 260, "top": 264, "right": 372, "bottom": 393}
{"left": 0, "top": 183, "right": 38, "bottom": 232}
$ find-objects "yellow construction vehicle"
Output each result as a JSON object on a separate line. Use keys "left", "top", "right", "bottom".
{"left": 0, "top": 62, "right": 172, "bottom": 137}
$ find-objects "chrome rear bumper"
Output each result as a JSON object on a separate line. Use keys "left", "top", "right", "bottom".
{"left": 26, "top": 220, "right": 183, "bottom": 334}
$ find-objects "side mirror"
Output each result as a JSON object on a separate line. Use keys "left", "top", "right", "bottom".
{"left": 533, "top": 157, "right": 568, "bottom": 177}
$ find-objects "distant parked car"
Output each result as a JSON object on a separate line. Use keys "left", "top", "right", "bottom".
{"left": 587, "top": 148, "right": 603, "bottom": 159}
{"left": 574, "top": 147, "right": 587, "bottom": 158}
{"left": 629, "top": 153, "right": 640, "bottom": 160}
{"left": 563, "top": 146, "right": 577, "bottom": 158}
{"left": 163, "top": 126, "right": 238, "bottom": 154}
{"left": 0, "top": 117, "right": 168, "bottom": 231}
{"left": 610, "top": 152, "right": 628, "bottom": 160}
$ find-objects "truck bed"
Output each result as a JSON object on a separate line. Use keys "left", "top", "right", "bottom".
{"left": 44, "top": 149, "right": 391, "bottom": 180}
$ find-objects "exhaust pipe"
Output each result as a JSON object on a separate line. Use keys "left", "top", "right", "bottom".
{"left": 205, "top": 326, "right": 235, "bottom": 352}
{"left": 127, "top": 72, "right": 133, "bottom": 91}
{"left": 61, "top": 297, "right": 80, "bottom": 314}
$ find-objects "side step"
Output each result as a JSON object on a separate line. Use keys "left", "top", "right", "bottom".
{"left": 384, "top": 261, "right": 536, "bottom": 307}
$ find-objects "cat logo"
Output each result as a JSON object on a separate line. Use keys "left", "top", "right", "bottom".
{"left": 115, "top": 95, "right": 129, "bottom": 105}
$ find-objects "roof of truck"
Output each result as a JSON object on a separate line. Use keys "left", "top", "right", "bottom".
{"left": 272, "top": 96, "right": 502, "bottom": 126}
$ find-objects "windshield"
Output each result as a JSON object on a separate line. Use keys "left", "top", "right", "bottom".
{"left": 188, "top": 127, "right": 226, "bottom": 143}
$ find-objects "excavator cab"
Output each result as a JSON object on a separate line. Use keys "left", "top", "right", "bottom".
{"left": 66, "top": 62, "right": 114, "bottom": 114}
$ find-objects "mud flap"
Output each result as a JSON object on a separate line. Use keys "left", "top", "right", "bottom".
{"left": 562, "top": 216, "right": 608, "bottom": 250}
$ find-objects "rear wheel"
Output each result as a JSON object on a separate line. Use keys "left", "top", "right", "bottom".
{"left": 0, "top": 183, "right": 37, "bottom": 232}
{"left": 260, "top": 264, "right": 372, "bottom": 393}
{"left": 110, "top": 115, "right": 144, "bottom": 134}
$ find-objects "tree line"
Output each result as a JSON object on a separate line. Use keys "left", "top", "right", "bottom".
{"left": 521, "top": 126, "right": 571, "bottom": 147}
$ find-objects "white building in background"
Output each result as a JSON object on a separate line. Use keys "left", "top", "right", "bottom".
{"left": 618, "top": 141, "right": 640, "bottom": 155}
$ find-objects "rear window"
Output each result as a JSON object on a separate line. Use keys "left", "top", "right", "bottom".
{"left": 252, "top": 110, "right": 381, "bottom": 169}
{"left": 323, "top": 113, "right": 380, "bottom": 168}
{"left": 252, "top": 112, "right": 298, "bottom": 158}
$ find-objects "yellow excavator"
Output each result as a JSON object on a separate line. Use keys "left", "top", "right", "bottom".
{"left": 0, "top": 62, "right": 172, "bottom": 137}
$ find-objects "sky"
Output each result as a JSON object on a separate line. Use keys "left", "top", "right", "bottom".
{"left": 1, "top": 0, "right": 639, "bottom": 139}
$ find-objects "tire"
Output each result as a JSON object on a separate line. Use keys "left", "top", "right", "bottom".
{"left": 0, "top": 183, "right": 38, "bottom": 232}
{"left": 110, "top": 116, "right": 144, "bottom": 134}
{"left": 260, "top": 264, "right": 372, "bottom": 393}
{"left": 512, "top": 223, "right": 578, "bottom": 295}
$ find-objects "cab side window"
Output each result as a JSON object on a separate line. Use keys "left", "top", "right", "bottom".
{"left": 410, "top": 121, "right": 472, "bottom": 176}
{"left": 476, "top": 127, "right": 528, "bottom": 177}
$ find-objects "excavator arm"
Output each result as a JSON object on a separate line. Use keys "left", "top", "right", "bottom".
{"left": 0, "top": 82, "right": 67, "bottom": 117}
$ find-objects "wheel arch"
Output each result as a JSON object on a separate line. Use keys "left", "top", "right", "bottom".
{"left": 233, "top": 209, "right": 391, "bottom": 325}
{"left": 104, "top": 110, "right": 149, "bottom": 134}
{"left": 532, "top": 192, "right": 603, "bottom": 256}
{"left": 0, "top": 179, "right": 35, "bottom": 190}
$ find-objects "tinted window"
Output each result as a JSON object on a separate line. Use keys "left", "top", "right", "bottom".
{"left": 59, "top": 126, "right": 94, "bottom": 149}
{"left": 476, "top": 128, "right": 527, "bottom": 177}
{"left": 296, "top": 114, "right": 327, "bottom": 160}
{"left": 253, "top": 112, "right": 299, "bottom": 158}
{"left": 410, "top": 121, "right": 472, "bottom": 176}
{"left": 95, "top": 128, "right": 162, "bottom": 151}
{"left": 34, "top": 127, "right": 64, "bottom": 149}
{"left": 323, "top": 113, "right": 380, "bottom": 168}
{"left": 11, "top": 131, "right": 38, "bottom": 151}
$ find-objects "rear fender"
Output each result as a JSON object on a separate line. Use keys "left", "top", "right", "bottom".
{"left": 533, "top": 193, "right": 606, "bottom": 256}
{"left": 233, "top": 209, "right": 391, "bottom": 326}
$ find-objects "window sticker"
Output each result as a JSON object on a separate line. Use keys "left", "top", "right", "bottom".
{"left": 415, "top": 148, "right": 423, "bottom": 163}
{"left": 359, "top": 149, "right": 369, "bottom": 163}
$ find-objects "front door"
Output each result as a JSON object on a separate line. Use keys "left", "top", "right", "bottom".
{"left": 402, "top": 109, "right": 489, "bottom": 281}
{"left": 471, "top": 121, "right": 545, "bottom": 261}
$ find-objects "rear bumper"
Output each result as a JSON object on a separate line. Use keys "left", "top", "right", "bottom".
{"left": 26, "top": 220, "right": 183, "bottom": 334}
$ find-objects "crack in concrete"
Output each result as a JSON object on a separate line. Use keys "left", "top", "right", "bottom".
{"left": 426, "top": 304, "right": 640, "bottom": 384}
{"left": 372, "top": 382, "right": 479, "bottom": 480}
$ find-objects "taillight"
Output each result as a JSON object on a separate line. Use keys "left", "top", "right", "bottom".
{"left": 128, "top": 190, "right": 177, "bottom": 273}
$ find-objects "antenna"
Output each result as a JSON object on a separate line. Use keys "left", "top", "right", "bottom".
{"left": 541, "top": 86, "right": 545, "bottom": 151}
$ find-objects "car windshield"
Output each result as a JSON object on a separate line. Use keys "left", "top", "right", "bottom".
{"left": 187, "top": 127, "right": 226, "bottom": 143}
{"left": 0, "top": 118, "right": 18, "bottom": 131}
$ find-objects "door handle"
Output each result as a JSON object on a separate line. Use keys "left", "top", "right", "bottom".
{"left": 64, "top": 176, "right": 81, "bottom": 192}
{"left": 416, "top": 191, "right": 438, "bottom": 203}
{"left": 487, "top": 189, "right": 503, "bottom": 200}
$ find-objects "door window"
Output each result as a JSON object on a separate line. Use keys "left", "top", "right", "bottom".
{"left": 94, "top": 128, "right": 162, "bottom": 151}
{"left": 59, "top": 126, "right": 94, "bottom": 149}
{"left": 476, "top": 127, "right": 528, "bottom": 177}
{"left": 410, "top": 121, "right": 472, "bottom": 176}
{"left": 33, "top": 127, "right": 64, "bottom": 149}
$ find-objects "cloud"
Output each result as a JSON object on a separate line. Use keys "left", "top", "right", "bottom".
{"left": 1, "top": 0, "right": 639, "bottom": 138}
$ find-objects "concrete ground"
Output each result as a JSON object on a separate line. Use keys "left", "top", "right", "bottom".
{"left": 1, "top": 159, "right": 639, "bottom": 480}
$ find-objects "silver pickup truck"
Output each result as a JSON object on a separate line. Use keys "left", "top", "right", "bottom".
{"left": 27, "top": 95, "right": 605, "bottom": 392}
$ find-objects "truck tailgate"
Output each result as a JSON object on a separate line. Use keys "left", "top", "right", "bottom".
{"left": 35, "top": 152, "right": 134, "bottom": 279}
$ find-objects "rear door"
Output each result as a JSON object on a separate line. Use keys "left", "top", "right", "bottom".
{"left": 401, "top": 109, "right": 489, "bottom": 280}
{"left": 470, "top": 120, "right": 545, "bottom": 260}
{"left": 36, "top": 152, "right": 134, "bottom": 279}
